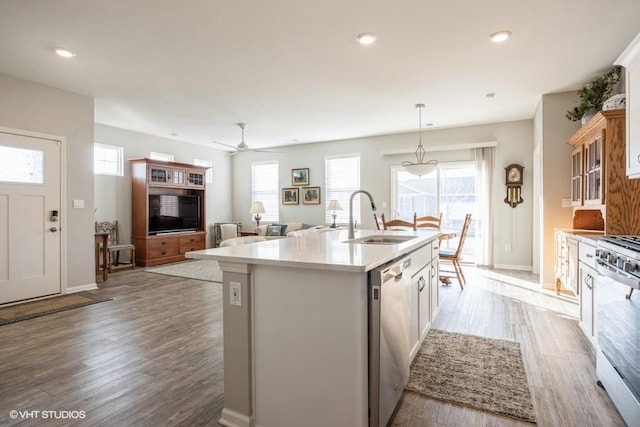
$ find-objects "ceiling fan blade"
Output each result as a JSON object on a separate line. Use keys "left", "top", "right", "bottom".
{"left": 250, "top": 148, "right": 284, "bottom": 153}
{"left": 210, "top": 140, "right": 239, "bottom": 151}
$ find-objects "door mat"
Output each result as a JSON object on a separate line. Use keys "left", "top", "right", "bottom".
{"left": 406, "top": 329, "right": 536, "bottom": 423}
{"left": 0, "top": 292, "right": 112, "bottom": 326}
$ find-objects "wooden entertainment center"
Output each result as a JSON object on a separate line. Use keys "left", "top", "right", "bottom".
{"left": 130, "top": 158, "right": 208, "bottom": 267}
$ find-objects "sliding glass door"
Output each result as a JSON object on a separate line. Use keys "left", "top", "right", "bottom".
{"left": 392, "top": 162, "right": 477, "bottom": 261}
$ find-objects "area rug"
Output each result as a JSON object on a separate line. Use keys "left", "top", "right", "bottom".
{"left": 406, "top": 329, "right": 536, "bottom": 423}
{"left": 145, "top": 260, "right": 222, "bottom": 282}
{"left": 0, "top": 292, "right": 112, "bottom": 326}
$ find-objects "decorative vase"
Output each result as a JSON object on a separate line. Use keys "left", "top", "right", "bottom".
{"left": 602, "top": 93, "right": 626, "bottom": 111}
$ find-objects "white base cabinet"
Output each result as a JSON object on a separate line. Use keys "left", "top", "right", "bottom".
{"left": 578, "top": 241, "right": 597, "bottom": 342}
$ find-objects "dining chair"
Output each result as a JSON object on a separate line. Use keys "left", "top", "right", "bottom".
{"left": 438, "top": 214, "right": 472, "bottom": 289}
{"left": 95, "top": 220, "right": 136, "bottom": 272}
{"left": 415, "top": 213, "right": 442, "bottom": 229}
{"left": 380, "top": 213, "right": 417, "bottom": 231}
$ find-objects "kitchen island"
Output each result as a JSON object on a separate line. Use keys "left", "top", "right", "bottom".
{"left": 187, "top": 228, "right": 441, "bottom": 427}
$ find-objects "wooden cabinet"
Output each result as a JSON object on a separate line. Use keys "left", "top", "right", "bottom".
{"left": 146, "top": 164, "right": 205, "bottom": 188}
{"left": 567, "top": 110, "right": 640, "bottom": 234}
{"left": 130, "top": 158, "right": 208, "bottom": 266}
{"left": 615, "top": 32, "right": 640, "bottom": 178}
{"left": 578, "top": 241, "right": 597, "bottom": 342}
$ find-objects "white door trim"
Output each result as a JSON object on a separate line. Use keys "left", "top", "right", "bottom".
{"left": 0, "top": 126, "right": 67, "bottom": 296}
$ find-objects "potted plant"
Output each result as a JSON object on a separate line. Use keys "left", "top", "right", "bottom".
{"left": 566, "top": 66, "right": 622, "bottom": 123}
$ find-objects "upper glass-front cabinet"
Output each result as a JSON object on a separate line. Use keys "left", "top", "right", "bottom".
{"left": 571, "top": 147, "right": 583, "bottom": 205}
{"left": 584, "top": 135, "right": 603, "bottom": 205}
{"left": 148, "top": 165, "right": 172, "bottom": 186}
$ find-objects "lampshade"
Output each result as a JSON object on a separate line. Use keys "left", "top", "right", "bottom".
{"left": 403, "top": 162, "right": 437, "bottom": 176}
{"left": 402, "top": 103, "right": 438, "bottom": 177}
{"left": 249, "top": 201, "right": 265, "bottom": 214}
{"left": 327, "top": 200, "right": 343, "bottom": 210}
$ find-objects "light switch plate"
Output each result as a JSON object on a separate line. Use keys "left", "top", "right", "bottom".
{"left": 72, "top": 199, "right": 84, "bottom": 209}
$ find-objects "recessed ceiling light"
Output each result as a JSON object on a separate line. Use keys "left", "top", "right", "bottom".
{"left": 53, "top": 47, "right": 77, "bottom": 58}
{"left": 486, "top": 92, "right": 496, "bottom": 98}
{"left": 489, "top": 30, "right": 512, "bottom": 43}
{"left": 356, "top": 33, "right": 378, "bottom": 45}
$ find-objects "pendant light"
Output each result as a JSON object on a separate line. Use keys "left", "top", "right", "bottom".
{"left": 402, "top": 103, "right": 438, "bottom": 176}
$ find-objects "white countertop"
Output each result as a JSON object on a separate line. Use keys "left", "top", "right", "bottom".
{"left": 186, "top": 228, "right": 440, "bottom": 272}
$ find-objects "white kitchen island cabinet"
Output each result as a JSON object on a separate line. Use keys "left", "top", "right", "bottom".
{"left": 187, "top": 228, "right": 440, "bottom": 427}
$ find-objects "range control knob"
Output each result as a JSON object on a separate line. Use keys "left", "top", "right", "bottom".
{"left": 617, "top": 258, "right": 626, "bottom": 269}
{"left": 624, "top": 261, "right": 636, "bottom": 273}
{"left": 608, "top": 254, "right": 617, "bottom": 264}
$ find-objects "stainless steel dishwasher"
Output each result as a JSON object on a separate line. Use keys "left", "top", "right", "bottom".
{"left": 369, "top": 255, "right": 412, "bottom": 427}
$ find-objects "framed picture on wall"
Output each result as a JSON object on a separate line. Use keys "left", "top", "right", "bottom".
{"left": 292, "top": 168, "right": 309, "bottom": 186}
{"left": 302, "top": 186, "right": 321, "bottom": 205}
{"left": 282, "top": 187, "right": 299, "bottom": 205}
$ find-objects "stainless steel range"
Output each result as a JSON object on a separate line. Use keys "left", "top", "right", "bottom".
{"left": 597, "top": 235, "right": 640, "bottom": 291}
{"left": 595, "top": 235, "right": 640, "bottom": 426}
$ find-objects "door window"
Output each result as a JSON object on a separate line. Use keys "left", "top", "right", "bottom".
{"left": 0, "top": 146, "right": 43, "bottom": 184}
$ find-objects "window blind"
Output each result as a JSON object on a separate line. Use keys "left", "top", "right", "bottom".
{"left": 251, "top": 162, "right": 279, "bottom": 223}
{"left": 325, "top": 155, "right": 360, "bottom": 225}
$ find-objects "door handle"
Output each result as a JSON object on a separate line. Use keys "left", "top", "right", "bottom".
{"left": 50, "top": 227, "right": 58, "bottom": 232}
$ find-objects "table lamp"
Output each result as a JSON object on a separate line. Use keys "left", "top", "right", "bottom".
{"left": 327, "top": 200, "right": 343, "bottom": 228}
{"left": 249, "top": 201, "right": 265, "bottom": 228}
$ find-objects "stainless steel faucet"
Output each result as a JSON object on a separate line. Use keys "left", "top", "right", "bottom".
{"left": 349, "top": 190, "right": 377, "bottom": 239}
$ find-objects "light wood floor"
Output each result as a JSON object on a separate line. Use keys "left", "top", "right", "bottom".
{"left": 0, "top": 266, "right": 625, "bottom": 426}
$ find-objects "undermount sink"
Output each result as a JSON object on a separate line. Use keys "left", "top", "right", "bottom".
{"left": 344, "top": 234, "right": 417, "bottom": 245}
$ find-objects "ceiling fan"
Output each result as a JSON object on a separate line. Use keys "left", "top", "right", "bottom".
{"left": 212, "top": 123, "right": 282, "bottom": 154}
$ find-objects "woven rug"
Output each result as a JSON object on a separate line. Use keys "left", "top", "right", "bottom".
{"left": 0, "top": 292, "right": 112, "bottom": 326}
{"left": 146, "top": 260, "right": 222, "bottom": 282}
{"left": 406, "top": 329, "right": 536, "bottom": 423}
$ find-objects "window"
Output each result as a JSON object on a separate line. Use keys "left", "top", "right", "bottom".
{"left": 193, "top": 158, "right": 213, "bottom": 184}
{"left": 325, "top": 155, "right": 360, "bottom": 225}
{"left": 251, "top": 161, "right": 279, "bottom": 223}
{"left": 94, "top": 143, "right": 123, "bottom": 176}
{"left": 149, "top": 151, "right": 174, "bottom": 162}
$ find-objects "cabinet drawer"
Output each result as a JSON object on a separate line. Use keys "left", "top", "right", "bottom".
{"left": 179, "top": 234, "right": 205, "bottom": 253}
{"left": 579, "top": 241, "right": 597, "bottom": 269}
{"left": 148, "top": 238, "right": 180, "bottom": 258}
{"left": 431, "top": 239, "right": 440, "bottom": 260}
{"left": 408, "top": 243, "right": 431, "bottom": 277}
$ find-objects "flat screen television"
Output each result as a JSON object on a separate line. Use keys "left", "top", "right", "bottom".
{"left": 148, "top": 194, "right": 201, "bottom": 235}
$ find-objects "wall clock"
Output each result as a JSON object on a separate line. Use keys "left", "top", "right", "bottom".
{"left": 504, "top": 163, "right": 524, "bottom": 208}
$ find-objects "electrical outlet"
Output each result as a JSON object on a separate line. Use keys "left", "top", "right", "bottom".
{"left": 505, "top": 243, "right": 512, "bottom": 252}
{"left": 230, "top": 281, "right": 242, "bottom": 307}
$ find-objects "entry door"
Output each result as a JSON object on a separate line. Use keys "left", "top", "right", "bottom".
{"left": 0, "top": 130, "right": 62, "bottom": 304}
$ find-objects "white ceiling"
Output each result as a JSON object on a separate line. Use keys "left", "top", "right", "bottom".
{"left": 1, "top": 0, "right": 639, "bottom": 151}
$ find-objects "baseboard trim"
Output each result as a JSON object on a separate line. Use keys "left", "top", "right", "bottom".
{"left": 218, "top": 408, "right": 253, "bottom": 427}
{"left": 66, "top": 283, "right": 98, "bottom": 293}
{"left": 493, "top": 264, "right": 533, "bottom": 272}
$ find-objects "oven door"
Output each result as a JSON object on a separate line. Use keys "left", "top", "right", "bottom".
{"left": 595, "top": 271, "right": 640, "bottom": 414}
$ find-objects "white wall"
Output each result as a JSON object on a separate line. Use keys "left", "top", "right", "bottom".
{"left": 537, "top": 92, "right": 581, "bottom": 287}
{"left": 0, "top": 73, "right": 95, "bottom": 290}
{"left": 232, "top": 119, "right": 534, "bottom": 269}
{"left": 94, "top": 124, "right": 232, "bottom": 248}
